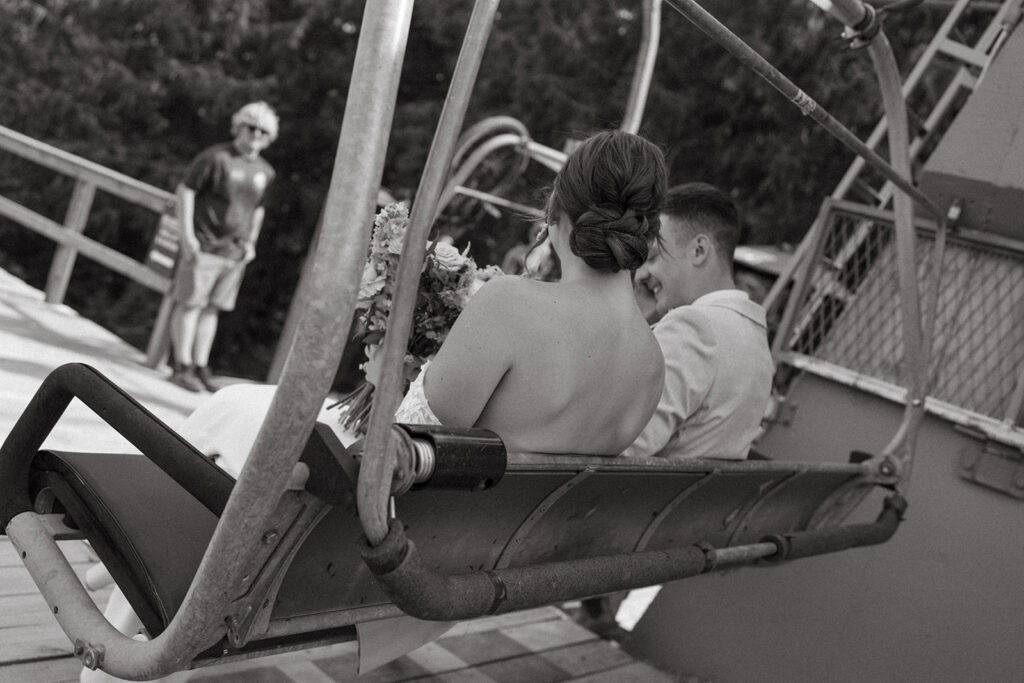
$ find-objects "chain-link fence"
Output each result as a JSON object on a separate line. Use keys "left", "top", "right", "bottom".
{"left": 781, "top": 203, "right": 1024, "bottom": 422}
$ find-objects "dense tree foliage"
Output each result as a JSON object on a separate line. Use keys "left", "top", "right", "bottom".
{"left": 0, "top": 0, "right": 952, "bottom": 379}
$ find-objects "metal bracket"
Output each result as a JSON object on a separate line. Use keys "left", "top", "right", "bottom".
{"left": 766, "top": 397, "right": 798, "bottom": 427}
{"left": 223, "top": 491, "right": 332, "bottom": 648}
{"left": 958, "top": 438, "right": 1024, "bottom": 500}
{"left": 74, "top": 638, "right": 105, "bottom": 670}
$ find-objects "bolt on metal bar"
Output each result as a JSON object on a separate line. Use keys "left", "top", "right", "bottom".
{"left": 663, "top": 0, "right": 944, "bottom": 222}
{"left": 359, "top": 0, "right": 503, "bottom": 547}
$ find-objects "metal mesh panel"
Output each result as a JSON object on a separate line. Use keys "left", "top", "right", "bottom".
{"left": 784, "top": 205, "right": 1024, "bottom": 420}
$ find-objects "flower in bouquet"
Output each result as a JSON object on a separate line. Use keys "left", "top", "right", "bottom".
{"left": 335, "top": 202, "right": 501, "bottom": 435}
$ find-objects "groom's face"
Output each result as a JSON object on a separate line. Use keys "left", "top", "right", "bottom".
{"left": 636, "top": 214, "right": 699, "bottom": 315}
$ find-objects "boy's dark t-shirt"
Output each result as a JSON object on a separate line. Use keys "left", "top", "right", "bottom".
{"left": 183, "top": 142, "right": 275, "bottom": 260}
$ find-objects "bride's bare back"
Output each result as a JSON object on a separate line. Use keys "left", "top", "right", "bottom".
{"left": 424, "top": 275, "right": 664, "bottom": 454}
{"left": 421, "top": 130, "right": 668, "bottom": 454}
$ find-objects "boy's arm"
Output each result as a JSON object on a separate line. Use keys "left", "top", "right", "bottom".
{"left": 176, "top": 184, "right": 200, "bottom": 256}
{"left": 244, "top": 206, "right": 265, "bottom": 263}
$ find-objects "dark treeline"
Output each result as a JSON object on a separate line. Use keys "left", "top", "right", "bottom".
{"left": 0, "top": 0, "right": 958, "bottom": 380}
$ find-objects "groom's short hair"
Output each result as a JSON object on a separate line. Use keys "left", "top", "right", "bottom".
{"left": 663, "top": 183, "right": 740, "bottom": 269}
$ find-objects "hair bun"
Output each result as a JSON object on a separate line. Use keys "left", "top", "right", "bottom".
{"left": 570, "top": 205, "right": 652, "bottom": 272}
{"left": 547, "top": 130, "right": 667, "bottom": 273}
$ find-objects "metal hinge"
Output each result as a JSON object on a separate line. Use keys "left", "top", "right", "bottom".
{"left": 957, "top": 434, "right": 1024, "bottom": 500}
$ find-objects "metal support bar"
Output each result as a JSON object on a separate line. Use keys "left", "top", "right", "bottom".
{"left": 663, "top": 0, "right": 944, "bottom": 222}
{"left": 453, "top": 186, "right": 544, "bottom": 217}
{"left": 809, "top": 0, "right": 934, "bottom": 492}
{"left": 770, "top": 199, "right": 837, "bottom": 361}
{"left": 763, "top": 494, "right": 906, "bottom": 561}
{"left": 361, "top": 518, "right": 768, "bottom": 621}
{"left": 362, "top": 490, "right": 903, "bottom": 622}
{"left": 621, "top": 0, "right": 662, "bottom": 133}
{"left": 359, "top": 0, "right": 502, "bottom": 547}
{"left": 1004, "top": 367, "right": 1024, "bottom": 426}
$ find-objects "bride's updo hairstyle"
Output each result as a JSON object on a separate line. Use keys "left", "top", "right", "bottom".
{"left": 548, "top": 130, "right": 667, "bottom": 273}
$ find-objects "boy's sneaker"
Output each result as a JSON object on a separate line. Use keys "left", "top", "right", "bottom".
{"left": 194, "top": 365, "right": 218, "bottom": 393}
{"left": 169, "top": 365, "right": 205, "bottom": 392}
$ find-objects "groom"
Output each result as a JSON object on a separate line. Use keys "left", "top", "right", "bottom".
{"left": 625, "top": 182, "right": 773, "bottom": 459}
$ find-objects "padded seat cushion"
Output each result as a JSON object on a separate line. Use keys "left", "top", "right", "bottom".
{"left": 32, "top": 450, "right": 219, "bottom": 636}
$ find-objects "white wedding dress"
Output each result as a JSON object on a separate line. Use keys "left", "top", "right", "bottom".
{"left": 393, "top": 362, "right": 441, "bottom": 425}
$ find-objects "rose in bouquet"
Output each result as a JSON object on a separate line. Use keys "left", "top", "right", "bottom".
{"left": 334, "top": 202, "right": 501, "bottom": 435}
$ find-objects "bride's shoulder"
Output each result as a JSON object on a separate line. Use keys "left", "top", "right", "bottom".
{"left": 467, "top": 274, "right": 546, "bottom": 314}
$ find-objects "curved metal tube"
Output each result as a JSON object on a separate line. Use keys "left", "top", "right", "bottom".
{"left": 452, "top": 185, "right": 544, "bottom": 218}
{"left": 359, "top": 0, "right": 503, "bottom": 547}
{"left": 362, "top": 518, "right": 748, "bottom": 621}
{"left": 449, "top": 116, "right": 531, "bottom": 176}
{"left": 867, "top": 31, "right": 926, "bottom": 487}
{"left": 522, "top": 140, "right": 567, "bottom": 172}
{"left": 435, "top": 132, "right": 528, "bottom": 218}
{"left": 664, "top": 0, "right": 943, "bottom": 222}
{"left": 810, "top": 0, "right": 936, "bottom": 491}
{"left": 0, "top": 364, "right": 232, "bottom": 527}
{"left": 362, "top": 490, "right": 902, "bottom": 622}
{"left": 621, "top": 0, "right": 662, "bottom": 133}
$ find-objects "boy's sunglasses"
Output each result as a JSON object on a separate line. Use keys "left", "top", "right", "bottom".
{"left": 244, "top": 123, "right": 271, "bottom": 137}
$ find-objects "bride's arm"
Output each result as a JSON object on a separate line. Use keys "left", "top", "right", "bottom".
{"left": 421, "top": 277, "right": 520, "bottom": 427}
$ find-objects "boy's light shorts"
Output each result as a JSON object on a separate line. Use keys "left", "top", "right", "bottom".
{"left": 171, "top": 251, "right": 246, "bottom": 311}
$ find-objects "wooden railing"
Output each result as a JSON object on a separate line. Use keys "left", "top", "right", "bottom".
{"left": 0, "top": 123, "right": 178, "bottom": 367}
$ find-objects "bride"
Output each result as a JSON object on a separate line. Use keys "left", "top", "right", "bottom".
{"left": 83, "top": 130, "right": 668, "bottom": 681}
{"left": 396, "top": 128, "right": 666, "bottom": 453}
{"left": 191, "top": 128, "right": 669, "bottom": 474}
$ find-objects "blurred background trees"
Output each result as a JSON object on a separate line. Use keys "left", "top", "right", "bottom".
{"left": 0, "top": 0, "right": 951, "bottom": 380}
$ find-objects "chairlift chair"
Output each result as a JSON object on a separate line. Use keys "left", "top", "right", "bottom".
{"left": 0, "top": 0, "right": 936, "bottom": 679}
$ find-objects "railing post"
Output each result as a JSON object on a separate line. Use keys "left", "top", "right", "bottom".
{"left": 44, "top": 179, "right": 96, "bottom": 303}
{"left": 144, "top": 294, "right": 174, "bottom": 369}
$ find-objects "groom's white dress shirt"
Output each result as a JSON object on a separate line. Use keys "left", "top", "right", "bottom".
{"left": 623, "top": 289, "right": 773, "bottom": 460}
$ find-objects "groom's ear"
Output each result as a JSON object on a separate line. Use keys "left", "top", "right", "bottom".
{"left": 691, "top": 234, "right": 712, "bottom": 266}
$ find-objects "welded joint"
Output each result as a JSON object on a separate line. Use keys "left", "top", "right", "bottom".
{"left": 483, "top": 570, "right": 508, "bottom": 613}
{"left": 694, "top": 541, "right": 718, "bottom": 573}
{"left": 361, "top": 519, "right": 411, "bottom": 574}
{"left": 842, "top": 3, "right": 880, "bottom": 49}
{"left": 74, "top": 638, "right": 105, "bottom": 671}
{"left": 762, "top": 533, "right": 790, "bottom": 562}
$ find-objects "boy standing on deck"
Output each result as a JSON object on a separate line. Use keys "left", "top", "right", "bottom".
{"left": 168, "top": 101, "right": 278, "bottom": 392}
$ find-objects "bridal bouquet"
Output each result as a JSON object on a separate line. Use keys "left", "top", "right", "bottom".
{"left": 336, "top": 202, "right": 502, "bottom": 435}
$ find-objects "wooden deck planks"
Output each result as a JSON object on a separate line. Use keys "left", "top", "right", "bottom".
{"left": 0, "top": 656, "right": 84, "bottom": 683}
{"left": 0, "top": 539, "right": 114, "bottom": 667}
